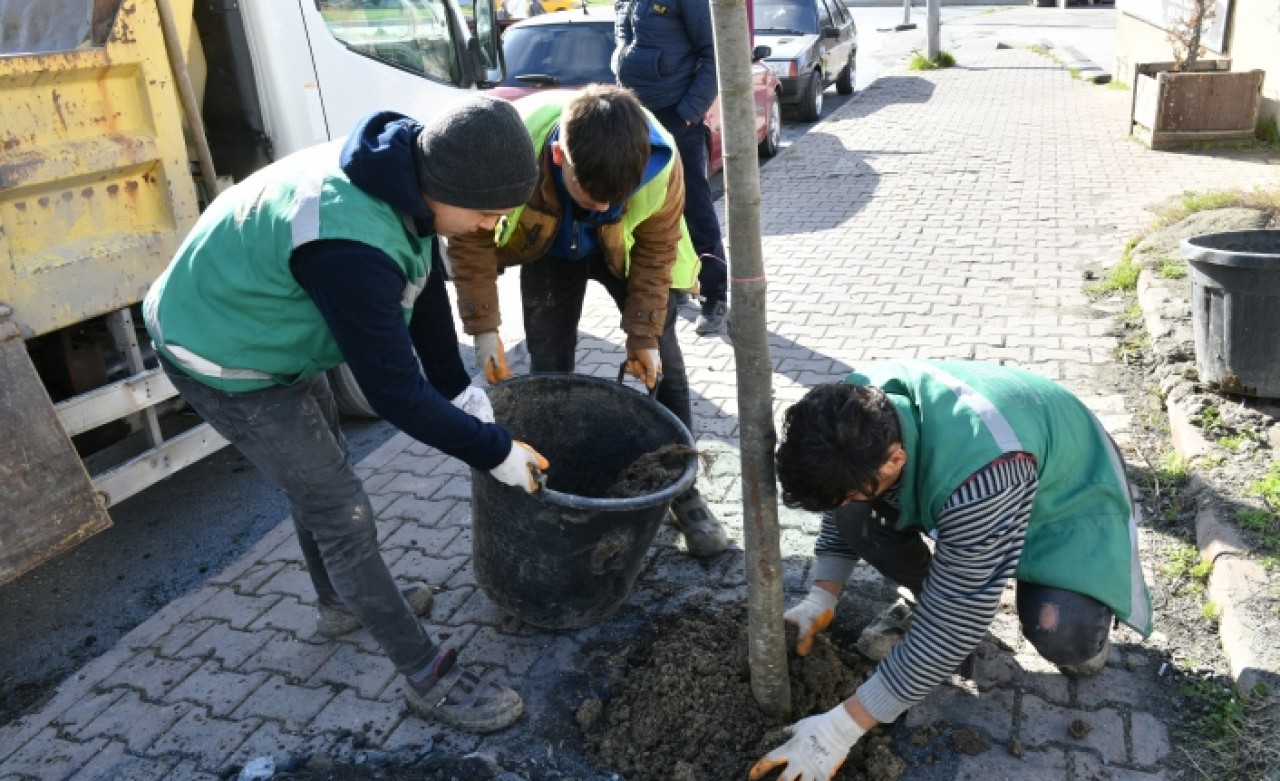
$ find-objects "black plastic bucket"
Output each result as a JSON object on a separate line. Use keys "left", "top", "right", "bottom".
{"left": 470, "top": 374, "right": 697, "bottom": 629}
{"left": 1181, "top": 229, "right": 1280, "bottom": 398}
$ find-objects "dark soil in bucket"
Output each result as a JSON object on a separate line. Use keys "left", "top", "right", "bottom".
{"left": 578, "top": 606, "right": 907, "bottom": 781}
{"left": 607, "top": 445, "right": 700, "bottom": 498}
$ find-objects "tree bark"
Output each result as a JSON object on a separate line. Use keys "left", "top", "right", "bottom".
{"left": 708, "top": 0, "right": 791, "bottom": 720}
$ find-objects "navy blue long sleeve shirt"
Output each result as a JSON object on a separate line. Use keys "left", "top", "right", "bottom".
{"left": 291, "top": 239, "right": 511, "bottom": 470}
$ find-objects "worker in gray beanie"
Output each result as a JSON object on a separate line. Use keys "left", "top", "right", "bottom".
{"left": 144, "top": 103, "right": 546, "bottom": 735}
{"left": 414, "top": 94, "right": 540, "bottom": 210}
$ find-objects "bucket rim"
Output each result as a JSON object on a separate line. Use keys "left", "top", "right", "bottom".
{"left": 1180, "top": 229, "right": 1280, "bottom": 269}
{"left": 485, "top": 373, "right": 699, "bottom": 510}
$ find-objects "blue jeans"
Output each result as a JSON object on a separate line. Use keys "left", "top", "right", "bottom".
{"left": 519, "top": 252, "right": 693, "bottom": 429}
{"left": 652, "top": 106, "right": 728, "bottom": 305}
{"left": 162, "top": 360, "right": 438, "bottom": 677}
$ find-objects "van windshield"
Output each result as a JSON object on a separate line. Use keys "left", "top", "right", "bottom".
{"left": 316, "top": 0, "right": 460, "bottom": 84}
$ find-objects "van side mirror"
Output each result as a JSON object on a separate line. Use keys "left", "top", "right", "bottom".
{"left": 470, "top": 0, "right": 505, "bottom": 86}
{"left": 822, "top": 26, "right": 840, "bottom": 39}
{"left": 752, "top": 45, "right": 772, "bottom": 61}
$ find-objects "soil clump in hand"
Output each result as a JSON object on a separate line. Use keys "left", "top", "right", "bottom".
{"left": 607, "top": 445, "right": 699, "bottom": 497}
{"left": 580, "top": 606, "right": 907, "bottom": 781}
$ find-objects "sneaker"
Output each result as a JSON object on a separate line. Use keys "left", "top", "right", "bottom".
{"left": 315, "top": 582, "right": 434, "bottom": 638}
{"left": 405, "top": 648, "right": 524, "bottom": 733}
{"left": 856, "top": 598, "right": 914, "bottom": 661}
{"left": 670, "top": 489, "right": 728, "bottom": 557}
{"left": 694, "top": 300, "right": 728, "bottom": 335}
{"left": 1057, "top": 636, "right": 1110, "bottom": 677}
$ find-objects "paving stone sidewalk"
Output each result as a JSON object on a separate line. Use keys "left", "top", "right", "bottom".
{"left": 3, "top": 33, "right": 1278, "bottom": 781}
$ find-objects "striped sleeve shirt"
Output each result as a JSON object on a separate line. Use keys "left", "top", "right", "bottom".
{"left": 814, "top": 455, "right": 1039, "bottom": 724}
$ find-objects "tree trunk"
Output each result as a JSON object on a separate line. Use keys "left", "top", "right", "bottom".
{"left": 708, "top": 0, "right": 791, "bottom": 720}
{"left": 926, "top": 0, "right": 941, "bottom": 60}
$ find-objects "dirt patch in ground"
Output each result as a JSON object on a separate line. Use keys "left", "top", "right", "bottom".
{"left": 1104, "top": 205, "right": 1280, "bottom": 779}
{"left": 580, "top": 606, "right": 906, "bottom": 781}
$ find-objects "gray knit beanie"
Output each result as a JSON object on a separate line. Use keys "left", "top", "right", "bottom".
{"left": 413, "top": 95, "right": 538, "bottom": 210}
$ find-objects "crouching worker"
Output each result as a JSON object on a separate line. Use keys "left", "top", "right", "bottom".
{"left": 752, "top": 359, "right": 1153, "bottom": 780}
{"left": 446, "top": 84, "right": 728, "bottom": 557}
{"left": 143, "top": 97, "right": 547, "bottom": 734}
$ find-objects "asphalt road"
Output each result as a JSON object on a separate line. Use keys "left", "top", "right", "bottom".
{"left": 0, "top": 2, "right": 1120, "bottom": 727}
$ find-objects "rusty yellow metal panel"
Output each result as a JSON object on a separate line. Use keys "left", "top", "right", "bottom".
{"left": 0, "top": 315, "right": 111, "bottom": 587}
{"left": 0, "top": 0, "right": 201, "bottom": 340}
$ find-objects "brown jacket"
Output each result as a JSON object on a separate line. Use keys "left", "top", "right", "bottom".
{"left": 446, "top": 144, "right": 688, "bottom": 350}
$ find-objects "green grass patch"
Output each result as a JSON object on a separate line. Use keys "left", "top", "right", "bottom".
{"left": 1154, "top": 187, "right": 1280, "bottom": 229}
{"left": 1177, "top": 679, "right": 1278, "bottom": 781}
{"left": 1247, "top": 462, "right": 1280, "bottom": 508}
{"left": 1108, "top": 79, "right": 1129, "bottom": 91}
{"left": 1161, "top": 543, "right": 1212, "bottom": 595}
{"left": 1157, "top": 259, "right": 1187, "bottom": 279}
{"left": 908, "top": 50, "right": 957, "bottom": 70}
{"left": 1157, "top": 451, "right": 1188, "bottom": 483}
{"left": 1216, "top": 423, "right": 1258, "bottom": 450}
{"left": 1258, "top": 115, "right": 1280, "bottom": 145}
{"left": 1092, "top": 254, "right": 1140, "bottom": 294}
{"left": 1236, "top": 508, "right": 1274, "bottom": 532}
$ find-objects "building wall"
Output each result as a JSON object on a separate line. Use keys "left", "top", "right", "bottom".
{"left": 1115, "top": 0, "right": 1278, "bottom": 132}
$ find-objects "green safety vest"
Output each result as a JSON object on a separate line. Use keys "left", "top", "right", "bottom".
{"left": 143, "top": 141, "right": 431, "bottom": 392}
{"left": 498, "top": 91, "right": 701, "bottom": 290}
{"left": 846, "top": 359, "right": 1153, "bottom": 636}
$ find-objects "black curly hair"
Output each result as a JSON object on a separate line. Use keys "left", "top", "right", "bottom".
{"left": 776, "top": 383, "right": 901, "bottom": 512}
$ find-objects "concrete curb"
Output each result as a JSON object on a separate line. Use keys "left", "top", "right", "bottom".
{"left": 1138, "top": 267, "right": 1271, "bottom": 693}
{"left": 1041, "top": 39, "right": 1111, "bottom": 83}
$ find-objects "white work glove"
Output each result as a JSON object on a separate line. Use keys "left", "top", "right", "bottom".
{"left": 451, "top": 385, "right": 494, "bottom": 424}
{"left": 785, "top": 586, "right": 839, "bottom": 657}
{"left": 750, "top": 704, "right": 866, "bottom": 781}
{"left": 475, "top": 331, "right": 513, "bottom": 384}
{"left": 625, "top": 347, "right": 661, "bottom": 389}
{"left": 488, "top": 441, "right": 549, "bottom": 493}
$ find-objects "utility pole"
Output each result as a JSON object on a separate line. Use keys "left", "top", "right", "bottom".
{"left": 926, "top": 0, "right": 941, "bottom": 59}
{"left": 707, "top": 0, "right": 791, "bottom": 720}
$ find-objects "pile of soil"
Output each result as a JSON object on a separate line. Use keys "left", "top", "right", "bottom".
{"left": 607, "top": 445, "right": 699, "bottom": 498}
{"left": 578, "top": 607, "right": 907, "bottom": 781}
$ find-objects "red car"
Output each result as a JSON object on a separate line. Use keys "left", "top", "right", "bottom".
{"left": 490, "top": 9, "right": 782, "bottom": 171}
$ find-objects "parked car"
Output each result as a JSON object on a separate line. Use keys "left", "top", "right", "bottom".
{"left": 498, "top": 0, "right": 578, "bottom": 23}
{"left": 755, "top": 0, "right": 856, "bottom": 121}
{"left": 491, "top": 9, "right": 783, "bottom": 170}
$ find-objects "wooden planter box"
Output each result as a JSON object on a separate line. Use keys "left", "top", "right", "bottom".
{"left": 1130, "top": 60, "right": 1265, "bottom": 150}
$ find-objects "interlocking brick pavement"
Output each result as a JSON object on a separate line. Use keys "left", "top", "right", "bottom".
{"left": 2, "top": 24, "right": 1277, "bottom": 781}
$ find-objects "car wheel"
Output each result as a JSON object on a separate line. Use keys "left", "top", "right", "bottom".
{"left": 797, "top": 70, "right": 823, "bottom": 122}
{"left": 328, "top": 364, "right": 379, "bottom": 419}
{"left": 836, "top": 49, "right": 855, "bottom": 95}
{"left": 758, "top": 91, "right": 781, "bottom": 158}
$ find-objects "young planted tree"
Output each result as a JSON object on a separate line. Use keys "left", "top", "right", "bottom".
{"left": 1168, "top": 0, "right": 1216, "bottom": 71}
{"left": 707, "top": 0, "right": 791, "bottom": 720}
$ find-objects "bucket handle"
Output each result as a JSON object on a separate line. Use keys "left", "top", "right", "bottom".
{"left": 616, "top": 361, "right": 661, "bottom": 398}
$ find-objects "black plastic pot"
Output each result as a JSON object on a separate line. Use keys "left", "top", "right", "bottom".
{"left": 470, "top": 374, "right": 697, "bottom": 629}
{"left": 1181, "top": 229, "right": 1280, "bottom": 398}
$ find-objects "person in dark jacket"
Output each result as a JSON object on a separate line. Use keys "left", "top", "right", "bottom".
{"left": 752, "top": 360, "right": 1153, "bottom": 780}
{"left": 447, "top": 85, "right": 729, "bottom": 558}
{"left": 614, "top": 0, "right": 729, "bottom": 336}
{"left": 143, "top": 96, "right": 546, "bottom": 734}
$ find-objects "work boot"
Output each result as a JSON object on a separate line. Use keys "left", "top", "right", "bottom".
{"left": 405, "top": 648, "right": 524, "bottom": 733}
{"left": 695, "top": 299, "right": 728, "bottom": 336}
{"left": 856, "top": 598, "right": 914, "bottom": 661}
{"left": 315, "top": 582, "right": 434, "bottom": 638}
{"left": 671, "top": 488, "right": 728, "bottom": 557}
{"left": 1057, "top": 636, "right": 1110, "bottom": 677}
